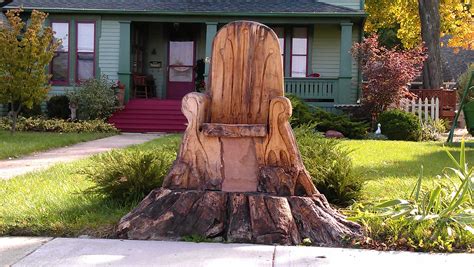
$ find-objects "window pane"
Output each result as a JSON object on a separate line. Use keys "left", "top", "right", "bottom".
{"left": 77, "top": 23, "right": 95, "bottom": 52}
{"left": 291, "top": 56, "right": 307, "bottom": 77}
{"left": 77, "top": 53, "right": 94, "bottom": 80}
{"left": 52, "top": 52, "right": 68, "bottom": 81}
{"left": 52, "top": 22, "right": 69, "bottom": 52}
{"left": 292, "top": 27, "right": 307, "bottom": 55}
{"left": 169, "top": 41, "right": 194, "bottom": 66}
{"left": 273, "top": 27, "right": 285, "bottom": 55}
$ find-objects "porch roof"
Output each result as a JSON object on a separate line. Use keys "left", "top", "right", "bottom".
{"left": 5, "top": 0, "right": 365, "bottom": 17}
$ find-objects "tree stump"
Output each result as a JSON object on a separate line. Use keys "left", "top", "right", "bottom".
{"left": 117, "top": 21, "right": 362, "bottom": 246}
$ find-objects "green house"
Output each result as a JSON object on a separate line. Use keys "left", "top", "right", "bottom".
{"left": 3, "top": 0, "right": 366, "bottom": 132}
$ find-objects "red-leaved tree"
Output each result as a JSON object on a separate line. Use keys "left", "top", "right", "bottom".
{"left": 352, "top": 35, "right": 427, "bottom": 118}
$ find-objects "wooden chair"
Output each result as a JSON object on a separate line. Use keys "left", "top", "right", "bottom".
{"left": 164, "top": 21, "right": 317, "bottom": 196}
{"left": 132, "top": 74, "right": 148, "bottom": 99}
{"left": 118, "top": 21, "right": 361, "bottom": 246}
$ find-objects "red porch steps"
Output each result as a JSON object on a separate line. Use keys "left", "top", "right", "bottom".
{"left": 109, "top": 99, "right": 187, "bottom": 133}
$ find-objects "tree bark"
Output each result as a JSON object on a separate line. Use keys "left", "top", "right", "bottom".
{"left": 117, "top": 21, "right": 363, "bottom": 246}
{"left": 10, "top": 102, "right": 21, "bottom": 134}
{"left": 418, "top": 0, "right": 443, "bottom": 89}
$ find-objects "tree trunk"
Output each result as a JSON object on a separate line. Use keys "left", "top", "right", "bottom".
{"left": 10, "top": 102, "right": 21, "bottom": 134}
{"left": 418, "top": 0, "right": 443, "bottom": 89}
{"left": 117, "top": 21, "right": 363, "bottom": 246}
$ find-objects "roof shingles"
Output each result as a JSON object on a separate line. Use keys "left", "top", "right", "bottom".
{"left": 6, "top": 0, "right": 362, "bottom": 14}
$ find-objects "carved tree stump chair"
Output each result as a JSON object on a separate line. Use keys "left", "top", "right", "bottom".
{"left": 117, "top": 21, "right": 361, "bottom": 246}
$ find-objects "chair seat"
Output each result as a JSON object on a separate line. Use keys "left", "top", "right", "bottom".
{"left": 201, "top": 123, "right": 267, "bottom": 137}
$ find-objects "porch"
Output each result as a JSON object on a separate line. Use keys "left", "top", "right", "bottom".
{"left": 114, "top": 21, "right": 358, "bottom": 109}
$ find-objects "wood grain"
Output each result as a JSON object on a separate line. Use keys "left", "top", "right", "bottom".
{"left": 120, "top": 21, "right": 362, "bottom": 246}
{"left": 201, "top": 123, "right": 267, "bottom": 137}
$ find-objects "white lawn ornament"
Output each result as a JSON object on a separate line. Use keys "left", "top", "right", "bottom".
{"left": 375, "top": 123, "right": 382, "bottom": 135}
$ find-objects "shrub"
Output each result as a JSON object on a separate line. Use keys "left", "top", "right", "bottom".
{"left": 287, "top": 94, "right": 369, "bottom": 139}
{"left": 0, "top": 117, "right": 118, "bottom": 133}
{"left": 295, "top": 124, "right": 363, "bottom": 206}
{"left": 8, "top": 103, "right": 43, "bottom": 118}
{"left": 313, "top": 108, "right": 369, "bottom": 139}
{"left": 378, "top": 110, "right": 421, "bottom": 141}
{"left": 352, "top": 34, "right": 426, "bottom": 116}
{"left": 73, "top": 75, "right": 117, "bottom": 120}
{"left": 420, "top": 119, "right": 448, "bottom": 141}
{"left": 347, "top": 140, "right": 474, "bottom": 252}
{"left": 46, "top": 95, "right": 70, "bottom": 119}
{"left": 365, "top": 132, "right": 388, "bottom": 140}
{"left": 287, "top": 94, "right": 315, "bottom": 127}
{"left": 82, "top": 147, "right": 177, "bottom": 204}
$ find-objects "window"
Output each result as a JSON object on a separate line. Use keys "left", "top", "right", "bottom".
{"left": 76, "top": 22, "right": 95, "bottom": 82}
{"left": 290, "top": 27, "right": 308, "bottom": 77}
{"left": 273, "top": 27, "right": 285, "bottom": 68}
{"left": 51, "top": 22, "right": 69, "bottom": 84}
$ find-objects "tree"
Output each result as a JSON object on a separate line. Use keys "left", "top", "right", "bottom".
{"left": 0, "top": 9, "right": 59, "bottom": 133}
{"left": 352, "top": 35, "right": 427, "bottom": 117}
{"left": 365, "top": 0, "right": 473, "bottom": 89}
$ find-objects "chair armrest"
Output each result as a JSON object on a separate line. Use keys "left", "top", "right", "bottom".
{"left": 181, "top": 92, "right": 211, "bottom": 130}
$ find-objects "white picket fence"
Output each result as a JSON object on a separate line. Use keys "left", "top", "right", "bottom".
{"left": 400, "top": 97, "right": 440, "bottom": 122}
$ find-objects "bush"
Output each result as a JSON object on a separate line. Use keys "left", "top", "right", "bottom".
{"left": 288, "top": 95, "right": 369, "bottom": 139}
{"left": 8, "top": 103, "right": 43, "bottom": 118}
{"left": 72, "top": 75, "right": 117, "bottom": 120}
{"left": 313, "top": 108, "right": 369, "bottom": 139}
{"left": 352, "top": 34, "right": 426, "bottom": 116}
{"left": 82, "top": 147, "right": 177, "bottom": 203}
{"left": 365, "top": 132, "right": 388, "bottom": 140}
{"left": 287, "top": 94, "right": 315, "bottom": 127}
{"left": 0, "top": 117, "right": 118, "bottom": 133}
{"left": 46, "top": 95, "right": 70, "bottom": 119}
{"left": 420, "top": 119, "right": 448, "bottom": 141}
{"left": 295, "top": 124, "right": 363, "bottom": 206}
{"left": 378, "top": 110, "right": 421, "bottom": 141}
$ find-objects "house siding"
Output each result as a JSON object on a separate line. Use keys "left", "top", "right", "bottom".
{"left": 312, "top": 24, "right": 340, "bottom": 77}
{"left": 99, "top": 20, "right": 120, "bottom": 81}
{"left": 318, "top": 0, "right": 362, "bottom": 10}
{"left": 311, "top": 24, "right": 360, "bottom": 103}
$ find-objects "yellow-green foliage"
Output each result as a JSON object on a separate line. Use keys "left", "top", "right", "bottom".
{"left": 365, "top": 0, "right": 473, "bottom": 50}
{"left": 0, "top": 9, "right": 59, "bottom": 131}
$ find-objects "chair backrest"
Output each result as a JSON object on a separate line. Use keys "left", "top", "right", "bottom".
{"left": 133, "top": 75, "right": 147, "bottom": 86}
{"left": 208, "top": 21, "right": 284, "bottom": 124}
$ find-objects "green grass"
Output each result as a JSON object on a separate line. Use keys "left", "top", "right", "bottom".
{"left": 0, "top": 136, "right": 472, "bottom": 238}
{"left": 0, "top": 131, "right": 115, "bottom": 159}
{"left": 343, "top": 140, "right": 474, "bottom": 200}
{"left": 0, "top": 135, "right": 181, "bottom": 237}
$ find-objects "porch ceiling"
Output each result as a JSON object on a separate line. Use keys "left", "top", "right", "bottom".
{"left": 6, "top": 0, "right": 365, "bottom": 17}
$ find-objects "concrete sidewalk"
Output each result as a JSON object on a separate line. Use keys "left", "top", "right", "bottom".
{"left": 0, "top": 237, "right": 471, "bottom": 267}
{"left": 0, "top": 133, "right": 163, "bottom": 180}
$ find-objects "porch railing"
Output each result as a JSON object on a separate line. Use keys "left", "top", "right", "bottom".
{"left": 284, "top": 77, "right": 338, "bottom": 103}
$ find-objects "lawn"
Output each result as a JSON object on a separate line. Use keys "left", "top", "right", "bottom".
{"left": 343, "top": 140, "right": 474, "bottom": 200}
{"left": 0, "top": 136, "right": 472, "bottom": 238}
{"left": 0, "top": 131, "right": 115, "bottom": 159}
{"left": 0, "top": 135, "right": 180, "bottom": 237}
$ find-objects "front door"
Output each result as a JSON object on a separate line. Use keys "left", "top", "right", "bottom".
{"left": 167, "top": 41, "right": 195, "bottom": 99}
